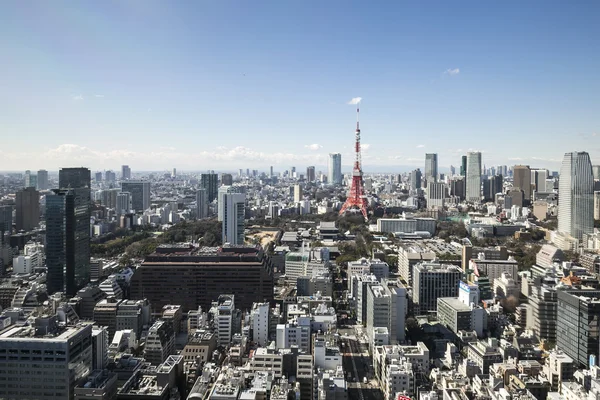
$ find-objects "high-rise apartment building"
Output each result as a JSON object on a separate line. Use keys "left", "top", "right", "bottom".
{"left": 201, "top": 173, "right": 219, "bottom": 202}
{"left": 294, "top": 184, "right": 303, "bottom": 203}
{"left": 46, "top": 188, "right": 91, "bottom": 296}
{"left": 16, "top": 187, "right": 40, "bottom": 232}
{"left": 130, "top": 245, "right": 274, "bottom": 313}
{"left": 121, "top": 165, "right": 131, "bottom": 180}
{"left": 306, "top": 166, "right": 316, "bottom": 182}
{"left": 36, "top": 169, "right": 48, "bottom": 190}
{"left": 425, "top": 153, "right": 438, "bottom": 185}
{"left": 558, "top": 152, "right": 594, "bottom": 241}
{"left": 466, "top": 152, "right": 482, "bottom": 203}
{"left": 116, "top": 192, "right": 132, "bottom": 215}
{"left": 222, "top": 192, "right": 245, "bottom": 245}
{"left": 121, "top": 180, "right": 151, "bottom": 212}
{"left": 328, "top": 153, "right": 342, "bottom": 185}
{"left": 513, "top": 165, "right": 532, "bottom": 203}
{"left": 196, "top": 188, "right": 209, "bottom": 219}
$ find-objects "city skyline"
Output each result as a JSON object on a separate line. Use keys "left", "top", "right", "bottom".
{"left": 1, "top": 2, "right": 599, "bottom": 170}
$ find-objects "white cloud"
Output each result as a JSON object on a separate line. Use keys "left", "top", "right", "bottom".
{"left": 444, "top": 68, "right": 460, "bottom": 76}
{"left": 72, "top": 95, "right": 84, "bottom": 101}
{"left": 416, "top": 144, "right": 425, "bottom": 148}
{"left": 347, "top": 97, "right": 362, "bottom": 105}
{"left": 362, "top": 144, "right": 371, "bottom": 151}
{"left": 94, "top": 94, "right": 104, "bottom": 98}
{"left": 305, "top": 144, "right": 322, "bottom": 151}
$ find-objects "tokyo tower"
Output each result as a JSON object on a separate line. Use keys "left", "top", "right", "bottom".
{"left": 339, "top": 103, "right": 368, "bottom": 221}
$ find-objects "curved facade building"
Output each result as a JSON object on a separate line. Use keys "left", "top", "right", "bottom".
{"left": 558, "top": 151, "right": 594, "bottom": 241}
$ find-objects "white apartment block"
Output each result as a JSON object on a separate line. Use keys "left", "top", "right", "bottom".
{"left": 251, "top": 302, "right": 270, "bottom": 347}
{"left": 382, "top": 360, "right": 414, "bottom": 400}
{"left": 276, "top": 316, "right": 311, "bottom": 352}
{"left": 248, "top": 347, "right": 283, "bottom": 378}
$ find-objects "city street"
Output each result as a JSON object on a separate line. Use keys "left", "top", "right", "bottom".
{"left": 339, "top": 326, "right": 383, "bottom": 400}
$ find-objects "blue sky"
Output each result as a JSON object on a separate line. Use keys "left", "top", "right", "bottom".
{"left": 1, "top": 1, "right": 599, "bottom": 172}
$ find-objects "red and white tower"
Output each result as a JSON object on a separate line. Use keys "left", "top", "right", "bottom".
{"left": 339, "top": 103, "right": 368, "bottom": 220}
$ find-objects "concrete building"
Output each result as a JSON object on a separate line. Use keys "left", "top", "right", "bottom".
{"left": 427, "top": 182, "right": 446, "bottom": 209}
{"left": 15, "top": 187, "right": 40, "bottom": 232}
{"left": 328, "top": 153, "right": 342, "bottom": 186}
{"left": 121, "top": 165, "right": 131, "bottom": 180}
{"left": 425, "top": 153, "right": 438, "bottom": 185}
{"left": 144, "top": 320, "right": 175, "bottom": 366}
{"left": 201, "top": 173, "right": 219, "bottom": 202}
{"left": 513, "top": 165, "right": 532, "bottom": 203}
{"left": 250, "top": 302, "right": 270, "bottom": 346}
{"left": 196, "top": 188, "right": 209, "bottom": 219}
{"left": 116, "top": 192, "right": 131, "bottom": 215}
{"left": 377, "top": 217, "right": 436, "bottom": 236}
{"left": 366, "top": 285, "right": 392, "bottom": 340}
{"left": 213, "top": 295, "right": 235, "bottom": 346}
{"left": 373, "top": 342, "right": 430, "bottom": 398}
{"left": 353, "top": 274, "right": 379, "bottom": 325}
{"left": 466, "top": 152, "right": 482, "bottom": 203}
{"left": 74, "top": 370, "right": 118, "bottom": 400}
{"left": 543, "top": 350, "right": 575, "bottom": 392}
{"left": 557, "top": 290, "right": 600, "bottom": 367}
{"left": 412, "top": 262, "right": 462, "bottom": 314}
{"left": 276, "top": 316, "right": 311, "bottom": 352}
{"left": 121, "top": 180, "right": 151, "bottom": 213}
{"left": 130, "top": 245, "right": 273, "bottom": 314}
{"left": 293, "top": 184, "right": 303, "bottom": 203}
{"left": 0, "top": 320, "right": 93, "bottom": 400}
{"left": 222, "top": 192, "right": 245, "bottom": 245}
{"left": 36, "top": 169, "right": 48, "bottom": 190}
{"left": 466, "top": 338, "right": 504, "bottom": 373}
{"left": 182, "top": 330, "right": 217, "bottom": 366}
{"left": 558, "top": 151, "right": 594, "bottom": 242}
{"left": 469, "top": 256, "right": 519, "bottom": 286}
{"left": 437, "top": 297, "right": 485, "bottom": 337}
{"left": 526, "top": 285, "right": 558, "bottom": 343}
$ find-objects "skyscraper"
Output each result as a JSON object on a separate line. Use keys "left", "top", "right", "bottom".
{"left": 201, "top": 173, "right": 219, "bottom": 202}
{"left": 558, "top": 151, "right": 594, "bottom": 241}
{"left": 0, "top": 205, "right": 13, "bottom": 233}
{"left": 466, "top": 152, "right": 482, "bottom": 203}
{"left": 196, "top": 188, "right": 209, "bottom": 219}
{"left": 24, "top": 170, "right": 37, "bottom": 189}
{"left": 116, "top": 192, "right": 132, "bottom": 215}
{"left": 460, "top": 155, "right": 467, "bottom": 176}
{"left": 269, "top": 166, "right": 274, "bottom": 177}
{"left": 531, "top": 169, "right": 548, "bottom": 194}
{"left": 95, "top": 172, "right": 103, "bottom": 182}
{"left": 46, "top": 188, "right": 91, "bottom": 295}
{"left": 222, "top": 193, "right": 246, "bottom": 245}
{"left": 221, "top": 173, "right": 233, "bottom": 186}
{"left": 121, "top": 180, "right": 151, "bottom": 212}
{"left": 294, "top": 184, "right": 303, "bottom": 203}
{"left": 121, "top": 165, "right": 131, "bottom": 180}
{"left": 36, "top": 169, "right": 48, "bottom": 190}
{"left": 15, "top": 187, "right": 40, "bottom": 232}
{"left": 59, "top": 167, "right": 91, "bottom": 189}
{"left": 410, "top": 169, "right": 422, "bottom": 191}
{"left": 306, "top": 166, "right": 316, "bottom": 182}
{"left": 593, "top": 165, "right": 600, "bottom": 181}
{"left": 425, "top": 153, "right": 438, "bottom": 185}
{"left": 513, "top": 165, "right": 532, "bottom": 203}
{"left": 218, "top": 186, "right": 243, "bottom": 222}
{"left": 328, "top": 153, "right": 342, "bottom": 186}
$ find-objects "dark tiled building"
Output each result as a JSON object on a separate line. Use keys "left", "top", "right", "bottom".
{"left": 130, "top": 244, "right": 274, "bottom": 313}
{"left": 557, "top": 290, "right": 600, "bottom": 367}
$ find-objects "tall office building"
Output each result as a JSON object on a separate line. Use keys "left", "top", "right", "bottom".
{"left": 306, "top": 166, "right": 316, "bottom": 182}
{"left": 0, "top": 205, "right": 13, "bottom": 233}
{"left": 466, "top": 152, "right": 482, "bottom": 203}
{"left": 105, "top": 170, "right": 116, "bottom": 183}
{"left": 593, "top": 165, "right": 600, "bottom": 181}
{"left": 410, "top": 169, "right": 422, "bottom": 191}
{"left": 60, "top": 167, "right": 91, "bottom": 190}
{"left": 294, "top": 184, "right": 303, "bottom": 202}
{"left": 95, "top": 171, "right": 103, "bottom": 182}
{"left": 557, "top": 290, "right": 600, "bottom": 367}
{"left": 218, "top": 186, "right": 243, "bottom": 222}
{"left": 595, "top": 192, "right": 600, "bottom": 221}
{"left": 222, "top": 193, "right": 246, "bottom": 245}
{"left": 16, "top": 187, "right": 40, "bottom": 232}
{"left": 24, "top": 170, "right": 37, "bottom": 189}
{"left": 460, "top": 155, "right": 467, "bottom": 176}
{"left": 425, "top": 153, "right": 438, "bottom": 185}
{"left": 221, "top": 173, "right": 233, "bottom": 186}
{"left": 121, "top": 180, "right": 151, "bottom": 212}
{"left": 427, "top": 182, "right": 446, "bottom": 209}
{"left": 171, "top": 168, "right": 177, "bottom": 179}
{"left": 121, "top": 165, "right": 131, "bottom": 180}
{"left": 36, "top": 169, "right": 48, "bottom": 190}
{"left": 531, "top": 169, "right": 548, "bottom": 194}
{"left": 46, "top": 188, "right": 91, "bottom": 295}
{"left": 328, "top": 153, "right": 342, "bottom": 186}
{"left": 269, "top": 166, "right": 274, "bottom": 177}
{"left": 116, "top": 192, "right": 132, "bottom": 215}
{"left": 513, "top": 165, "right": 532, "bottom": 203}
{"left": 201, "top": 173, "right": 219, "bottom": 202}
{"left": 196, "top": 188, "right": 209, "bottom": 219}
{"left": 558, "top": 152, "right": 594, "bottom": 241}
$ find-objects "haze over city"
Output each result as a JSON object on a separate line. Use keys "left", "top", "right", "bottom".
{"left": 2, "top": 1, "right": 599, "bottom": 171}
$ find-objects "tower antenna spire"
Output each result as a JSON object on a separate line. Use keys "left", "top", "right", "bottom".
{"left": 339, "top": 100, "right": 368, "bottom": 221}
